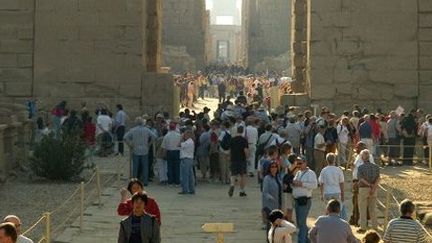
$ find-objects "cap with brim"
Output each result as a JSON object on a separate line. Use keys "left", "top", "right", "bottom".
{"left": 296, "top": 155, "right": 307, "bottom": 161}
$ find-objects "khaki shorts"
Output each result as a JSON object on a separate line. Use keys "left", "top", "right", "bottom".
{"left": 284, "top": 193, "right": 294, "bottom": 210}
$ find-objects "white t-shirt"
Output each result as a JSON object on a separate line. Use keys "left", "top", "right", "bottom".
{"left": 246, "top": 125, "right": 258, "bottom": 145}
{"left": 292, "top": 169, "right": 318, "bottom": 198}
{"left": 18, "top": 235, "right": 34, "bottom": 243}
{"left": 314, "top": 133, "right": 325, "bottom": 151}
{"left": 318, "top": 165, "right": 344, "bottom": 195}
{"left": 337, "top": 124, "right": 349, "bottom": 144}
{"left": 96, "top": 115, "right": 112, "bottom": 136}
{"left": 268, "top": 220, "right": 297, "bottom": 243}
{"left": 162, "top": 130, "right": 182, "bottom": 151}
{"left": 180, "top": 138, "right": 194, "bottom": 159}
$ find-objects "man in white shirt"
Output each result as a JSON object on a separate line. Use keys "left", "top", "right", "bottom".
{"left": 245, "top": 119, "right": 259, "bottom": 177}
{"left": 337, "top": 117, "right": 350, "bottom": 166}
{"left": 285, "top": 118, "right": 302, "bottom": 154}
{"left": 114, "top": 104, "right": 128, "bottom": 155}
{"left": 314, "top": 126, "right": 326, "bottom": 177}
{"left": 179, "top": 130, "right": 195, "bottom": 194}
{"left": 96, "top": 109, "right": 112, "bottom": 137}
{"left": 162, "top": 122, "right": 182, "bottom": 186}
{"left": 319, "top": 153, "right": 346, "bottom": 220}
{"left": 3, "top": 215, "right": 33, "bottom": 243}
{"left": 292, "top": 155, "right": 318, "bottom": 243}
{"left": 267, "top": 210, "right": 297, "bottom": 243}
{"left": 96, "top": 109, "right": 113, "bottom": 155}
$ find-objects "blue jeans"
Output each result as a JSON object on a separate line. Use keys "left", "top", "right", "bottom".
{"left": 132, "top": 154, "right": 149, "bottom": 185}
{"left": 167, "top": 150, "right": 180, "bottom": 185}
{"left": 180, "top": 158, "right": 195, "bottom": 193}
{"left": 295, "top": 198, "right": 312, "bottom": 243}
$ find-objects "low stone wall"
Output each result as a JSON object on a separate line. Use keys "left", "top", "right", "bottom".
{"left": 0, "top": 103, "right": 32, "bottom": 182}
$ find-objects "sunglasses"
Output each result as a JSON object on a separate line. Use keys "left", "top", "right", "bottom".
{"left": 270, "top": 165, "right": 278, "bottom": 168}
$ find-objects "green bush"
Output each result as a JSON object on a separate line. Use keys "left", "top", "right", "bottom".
{"left": 30, "top": 130, "right": 86, "bottom": 181}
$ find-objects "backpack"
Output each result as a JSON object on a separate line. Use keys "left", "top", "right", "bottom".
{"left": 256, "top": 134, "right": 273, "bottom": 158}
{"left": 275, "top": 139, "right": 288, "bottom": 154}
{"left": 220, "top": 132, "right": 232, "bottom": 150}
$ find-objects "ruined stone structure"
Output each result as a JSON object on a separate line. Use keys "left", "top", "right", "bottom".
{"left": 0, "top": 0, "right": 177, "bottom": 120}
{"left": 162, "top": 0, "right": 207, "bottom": 72}
{"left": 209, "top": 25, "right": 242, "bottom": 64}
{"left": 243, "top": 0, "right": 291, "bottom": 70}
{"left": 304, "top": 0, "right": 432, "bottom": 112}
{"left": 0, "top": 0, "right": 179, "bottom": 176}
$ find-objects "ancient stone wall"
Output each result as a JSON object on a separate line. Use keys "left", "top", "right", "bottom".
{"left": 0, "top": 0, "right": 34, "bottom": 100}
{"left": 247, "top": 0, "right": 291, "bottom": 70}
{"left": 418, "top": 0, "right": 432, "bottom": 110}
{"left": 0, "top": 0, "right": 177, "bottom": 119}
{"left": 33, "top": 0, "right": 144, "bottom": 115}
{"left": 307, "top": 0, "right": 420, "bottom": 112}
{"left": 162, "top": 0, "right": 206, "bottom": 72}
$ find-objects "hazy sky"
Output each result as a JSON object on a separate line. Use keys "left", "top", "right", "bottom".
{"left": 205, "top": 0, "right": 242, "bottom": 11}
{"left": 206, "top": 0, "right": 242, "bottom": 25}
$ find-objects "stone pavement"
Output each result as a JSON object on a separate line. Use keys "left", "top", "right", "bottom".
{"left": 54, "top": 166, "right": 375, "bottom": 243}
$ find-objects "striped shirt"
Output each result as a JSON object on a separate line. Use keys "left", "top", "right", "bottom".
{"left": 383, "top": 217, "right": 427, "bottom": 243}
{"left": 124, "top": 125, "right": 157, "bottom": 155}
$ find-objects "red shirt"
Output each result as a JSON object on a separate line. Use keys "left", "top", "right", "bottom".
{"left": 370, "top": 120, "right": 381, "bottom": 140}
{"left": 117, "top": 197, "right": 161, "bottom": 225}
{"left": 83, "top": 122, "right": 96, "bottom": 146}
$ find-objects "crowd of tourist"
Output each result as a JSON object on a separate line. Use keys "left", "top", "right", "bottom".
{"left": 176, "top": 65, "right": 294, "bottom": 111}
{"left": 108, "top": 89, "right": 430, "bottom": 243}
{"left": 2, "top": 71, "right": 431, "bottom": 243}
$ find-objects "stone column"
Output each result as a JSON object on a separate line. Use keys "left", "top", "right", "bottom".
{"left": 291, "top": 0, "right": 308, "bottom": 92}
{"left": 17, "top": 121, "right": 31, "bottom": 168}
{"left": 144, "top": 0, "right": 162, "bottom": 72}
{"left": 10, "top": 122, "right": 22, "bottom": 170}
{"left": 0, "top": 124, "right": 8, "bottom": 182}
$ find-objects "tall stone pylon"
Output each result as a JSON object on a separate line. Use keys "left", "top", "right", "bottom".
{"left": 144, "top": 0, "right": 162, "bottom": 72}
{"left": 291, "top": 0, "right": 307, "bottom": 92}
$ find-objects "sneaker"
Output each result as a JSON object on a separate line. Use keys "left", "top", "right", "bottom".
{"left": 228, "top": 186, "right": 234, "bottom": 197}
{"left": 239, "top": 192, "right": 247, "bottom": 197}
{"left": 178, "top": 191, "right": 188, "bottom": 195}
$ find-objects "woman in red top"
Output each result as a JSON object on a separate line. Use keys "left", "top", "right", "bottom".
{"left": 117, "top": 178, "right": 161, "bottom": 225}
{"left": 370, "top": 114, "right": 381, "bottom": 158}
{"left": 83, "top": 116, "right": 96, "bottom": 146}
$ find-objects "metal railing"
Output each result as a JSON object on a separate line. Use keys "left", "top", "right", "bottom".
{"left": 347, "top": 143, "right": 432, "bottom": 239}
{"left": 346, "top": 143, "right": 432, "bottom": 171}
{"left": 21, "top": 147, "right": 128, "bottom": 243}
{"left": 377, "top": 184, "right": 432, "bottom": 240}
